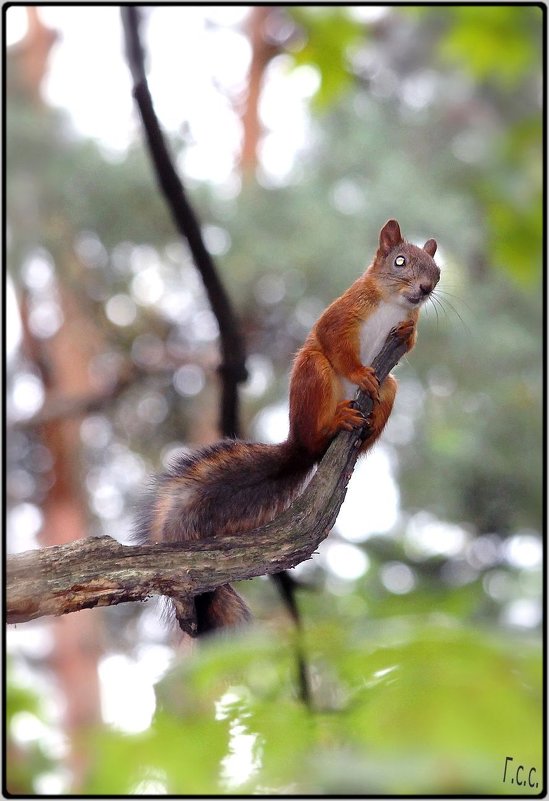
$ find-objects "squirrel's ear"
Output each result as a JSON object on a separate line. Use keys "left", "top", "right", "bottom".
{"left": 423, "top": 238, "right": 437, "bottom": 257}
{"left": 379, "top": 219, "right": 403, "bottom": 254}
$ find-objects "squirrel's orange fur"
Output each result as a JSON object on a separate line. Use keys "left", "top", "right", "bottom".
{"left": 136, "top": 219, "right": 440, "bottom": 634}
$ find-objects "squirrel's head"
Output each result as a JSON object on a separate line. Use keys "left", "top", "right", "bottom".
{"left": 372, "top": 219, "right": 440, "bottom": 308}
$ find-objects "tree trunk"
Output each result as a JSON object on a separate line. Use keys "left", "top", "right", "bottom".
{"left": 239, "top": 7, "right": 279, "bottom": 177}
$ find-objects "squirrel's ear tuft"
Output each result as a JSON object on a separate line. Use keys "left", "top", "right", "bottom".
{"left": 423, "top": 238, "right": 437, "bottom": 257}
{"left": 379, "top": 219, "right": 403, "bottom": 254}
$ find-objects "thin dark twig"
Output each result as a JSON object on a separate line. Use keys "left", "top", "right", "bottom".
{"left": 271, "top": 571, "right": 311, "bottom": 705}
{"left": 120, "top": 6, "right": 312, "bottom": 702}
{"left": 121, "top": 6, "right": 247, "bottom": 437}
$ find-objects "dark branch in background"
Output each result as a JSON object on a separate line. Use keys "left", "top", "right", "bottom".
{"left": 120, "top": 7, "right": 313, "bottom": 702}
{"left": 6, "top": 328, "right": 407, "bottom": 625}
{"left": 121, "top": 7, "right": 247, "bottom": 438}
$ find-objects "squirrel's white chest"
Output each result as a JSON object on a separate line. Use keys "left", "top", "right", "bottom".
{"left": 340, "top": 300, "right": 408, "bottom": 399}
{"left": 357, "top": 301, "right": 407, "bottom": 365}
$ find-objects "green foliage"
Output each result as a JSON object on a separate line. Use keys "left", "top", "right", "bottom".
{"left": 435, "top": 6, "right": 542, "bottom": 87}
{"left": 282, "top": 5, "right": 542, "bottom": 288}
{"left": 79, "top": 620, "right": 541, "bottom": 794}
{"left": 84, "top": 711, "right": 229, "bottom": 794}
{"left": 414, "top": 5, "right": 543, "bottom": 285}
{"left": 287, "top": 8, "right": 365, "bottom": 110}
{"left": 478, "top": 121, "right": 543, "bottom": 286}
{"left": 5, "top": 663, "right": 57, "bottom": 795}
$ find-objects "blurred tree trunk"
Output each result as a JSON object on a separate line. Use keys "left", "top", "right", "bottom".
{"left": 14, "top": 9, "right": 103, "bottom": 790}
{"left": 21, "top": 270, "right": 105, "bottom": 791}
{"left": 239, "top": 6, "right": 279, "bottom": 177}
{"left": 8, "top": 6, "right": 58, "bottom": 103}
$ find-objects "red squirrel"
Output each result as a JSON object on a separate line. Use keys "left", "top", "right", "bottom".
{"left": 136, "top": 219, "right": 439, "bottom": 634}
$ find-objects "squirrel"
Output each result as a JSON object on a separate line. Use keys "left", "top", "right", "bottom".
{"left": 136, "top": 219, "right": 439, "bottom": 635}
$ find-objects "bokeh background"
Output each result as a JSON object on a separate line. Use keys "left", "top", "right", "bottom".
{"left": 6, "top": 5, "right": 543, "bottom": 795}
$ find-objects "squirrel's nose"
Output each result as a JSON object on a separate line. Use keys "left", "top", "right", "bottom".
{"left": 419, "top": 282, "right": 432, "bottom": 296}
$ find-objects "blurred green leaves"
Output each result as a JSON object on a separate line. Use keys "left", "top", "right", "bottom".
{"left": 286, "top": 7, "right": 365, "bottom": 110}
{"left": 6, "top": 663, "right": 57, "bottom": 795}
{"left": 84, "top": 711, "right": 229, "bottom": 794}
{"left": 78, "top": 619, "right": 542, "bottom": 794}
{"left": 402, "top": 5, "right": 542, "bottom": 286}
{"left": 436, "top": 6, "right": 542, "bottom": 87}
{"left": 480, "top": 121, "right": 542, "bottom": 285}
{"left": 282, "top": 5, "right": 542, "bottom": 287}
{"left": 7, "top": 618, "right": 542, "bottom": 794}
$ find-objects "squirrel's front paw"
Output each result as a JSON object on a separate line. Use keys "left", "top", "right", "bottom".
{"left": 333, "top": 400, "right": 368, "bottom": 432}
{"left": 393, "top": 319, "right": 415, "bottom": 341}
{"left": 348, "top": 365, "right": 380, "bottom": 400}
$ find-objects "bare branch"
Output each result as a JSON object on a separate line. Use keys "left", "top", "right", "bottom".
{"left": 121, "top": 7, "right": 247, "bottom": 438}
{"left": 6, "top": 329, "right": 406, "bottom": 626}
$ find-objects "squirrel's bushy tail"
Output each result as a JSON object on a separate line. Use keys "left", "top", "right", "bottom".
{"left": 135, "top": 439, "right": 314, "bottom": 635}
{"left": 194, "top": 585, "right": 252, "bottom": 634}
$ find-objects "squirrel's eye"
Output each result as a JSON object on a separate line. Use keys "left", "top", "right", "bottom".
{"left": 394, "top": 255, "right": 406, "bottom": 267}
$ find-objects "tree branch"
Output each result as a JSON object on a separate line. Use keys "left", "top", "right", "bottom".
{"left": 121, "top": 7, "right": 247, "bottom": 438}
{"left": 6, "top": 328, "right": 407, "bottom": 626}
